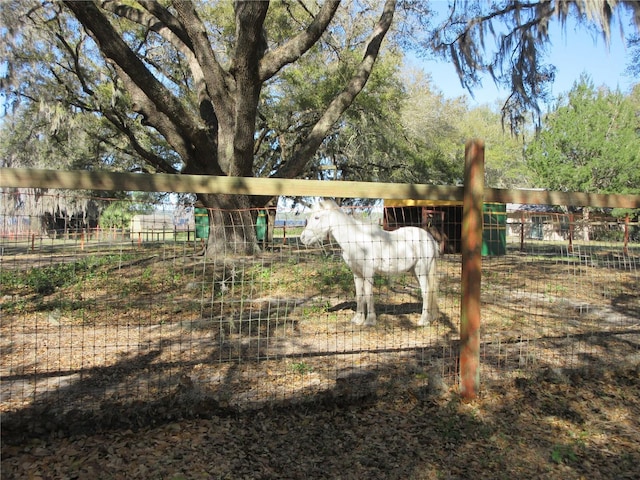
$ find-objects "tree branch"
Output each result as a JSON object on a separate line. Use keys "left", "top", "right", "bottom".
{"left": 100, "top": 1, "right": 218, "bottom": 138}
{"left": 172, "top": 1, "right": 235, "bottom": 126}
{"left": 101, "top": 0, "right": 192, "bottom": 49}
{"left": 102, "top": 110, "right": 179, "bottom": 174}
{"left": 259, "top": 0, "right": 340, "bottom": 81}
{"left": 274, "top": 0, "right": 396, "bottom": 180}
{"left": 62, "top": 1, "right": 201, "bottom": 155}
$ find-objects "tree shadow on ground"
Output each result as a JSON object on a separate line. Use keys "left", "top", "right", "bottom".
{"left": 611, "top": 281, "right": 640, "bottom": 320}
{"left": 327, "top": 300, "right": 457, "bottom": 333}
{"left": 1, "top": 349, "right": 639, "bottom": 479}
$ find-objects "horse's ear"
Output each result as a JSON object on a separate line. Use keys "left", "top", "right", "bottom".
{"left": 320, "top": 199, "right": 339, "bottom": 210}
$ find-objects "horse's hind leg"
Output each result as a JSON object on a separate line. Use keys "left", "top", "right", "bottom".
{"left": 427, "top": 259, "right": 438, "bottom": 321}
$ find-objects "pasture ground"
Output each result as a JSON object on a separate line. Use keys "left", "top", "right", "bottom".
{"left": 1, "top": 241, "right": 639, "bottom": 478}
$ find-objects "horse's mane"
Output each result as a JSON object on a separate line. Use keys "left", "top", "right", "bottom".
{"left": 318, "top": 199, "right": 379, "bottom": 231}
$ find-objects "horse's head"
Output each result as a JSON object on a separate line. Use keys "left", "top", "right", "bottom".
{"left": 299, "top": 200, "right": 338, "bottom": 246}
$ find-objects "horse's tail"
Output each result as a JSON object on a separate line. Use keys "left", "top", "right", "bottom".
{"left": 427, "top": 226, "right": 447, "bottom": 256}
{"left": 422, "top": 229, "right": 440, "bottom": 258}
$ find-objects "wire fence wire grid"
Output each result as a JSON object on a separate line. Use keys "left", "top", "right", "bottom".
{"left": 1, "top": 193, "right": 639, "bottom": 433}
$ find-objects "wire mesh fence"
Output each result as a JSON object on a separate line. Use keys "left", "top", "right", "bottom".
{"left": 483, "top": 209, "right": 640, "bottom": 378}
{"left": 1, "top": 190, "right": 638, "bottom": 431}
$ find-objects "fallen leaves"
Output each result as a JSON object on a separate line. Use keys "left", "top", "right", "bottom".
{"left": 2, "top": 365, "right": 639, "bottom": 480}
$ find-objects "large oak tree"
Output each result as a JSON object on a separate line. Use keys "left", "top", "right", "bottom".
{"left": 65, "top": 0, "right": 390, "bottom": 254}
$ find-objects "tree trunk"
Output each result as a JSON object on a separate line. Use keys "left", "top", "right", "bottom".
{"left": 199, "top": 193, "right": 259, "bottom": 256}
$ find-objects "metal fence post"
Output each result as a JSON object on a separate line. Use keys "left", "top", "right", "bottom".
{"left": 624, "top": 213, "right": 630, "bottom": 256}
{"left": 460, "top": 139, "right": 484, "bottom": 400}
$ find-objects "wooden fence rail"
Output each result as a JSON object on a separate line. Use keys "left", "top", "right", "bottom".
{"left": 2, "top": 168, "right": 639, "bottom": 208}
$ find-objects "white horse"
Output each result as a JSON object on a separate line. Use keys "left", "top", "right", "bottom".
{"left": 300, "top": 199, "right": 438, "bottom": 326}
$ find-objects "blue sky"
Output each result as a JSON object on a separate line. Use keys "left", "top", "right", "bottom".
{"left": 414, "top": 9, "right": 635, "bottom": 108}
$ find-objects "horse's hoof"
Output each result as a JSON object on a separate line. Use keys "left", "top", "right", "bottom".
{"left": 351, "top": 315, "right": 366, "bottom": 325}
{"left": 363, "top": 315, "right": 377, "bottom": 326}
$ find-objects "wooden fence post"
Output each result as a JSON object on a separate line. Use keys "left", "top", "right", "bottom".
{"left": 460, "top": 139, "right": 484, "bottom": 400}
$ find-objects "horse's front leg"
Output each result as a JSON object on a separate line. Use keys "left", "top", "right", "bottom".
{"left": 362, "top": 276, "right": 377, "bottom": 326}
{"left": 351, "top": 274, "right": 367, "bottom": 325}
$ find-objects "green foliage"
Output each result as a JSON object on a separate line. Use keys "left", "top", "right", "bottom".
{"left": 26, "top": 264, "right": 79, "bottom": 295}
{"left": 0, "top": 254, "right": 132, "bottom": 297}
{"left": 396, "top": 72, "right": 530, "bottom": 187}
{"left": 391, "top": 73, "right": 463, "bottom": 184}
{"left": 526, "top": 77, "right": 640, "bottom": 194}
{"left": 257, "top": 45, "right": 411, "bottom": 182}
{"left": 551, "top": 444, "right": 578, "bottom": 464}
{"left": 459, "top": 106, "right": 529, "bottom": 188}
{"left": 3, "top": 264, "right": 63, "bottom": 295}
{"left": 0, "top": 270, "right": 22, "bottom": 292}
{"left": 290, "top": 361, "right": 314, "bottom": 375}
{"left": 317, "top": 258, "right": 353, "bottom": 293}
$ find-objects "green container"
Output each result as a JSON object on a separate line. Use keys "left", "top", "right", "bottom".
{"left": 256, "top": 210, "right": 267, "bottom": 242}
{"left": 482, "top": 203, "right": 506, "bottom": 256}
{"left": 194, "top": 207, "right": 209, "bottom": 239}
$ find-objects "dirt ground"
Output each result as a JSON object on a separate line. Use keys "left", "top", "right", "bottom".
{"left": 1, "top": 242, "right": 639, "bottom": 478}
